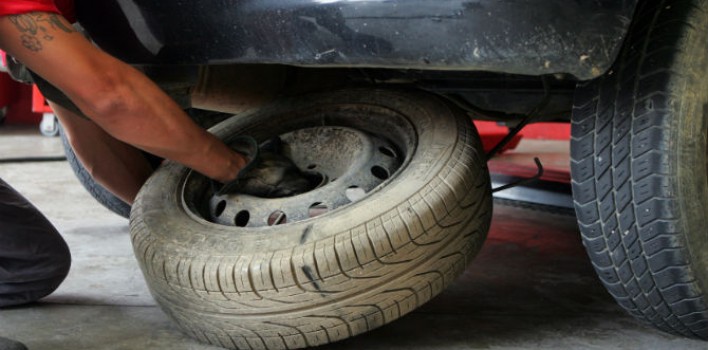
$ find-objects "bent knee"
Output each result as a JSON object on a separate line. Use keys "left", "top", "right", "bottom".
{"left": 0, "top": 226, "right": 71, "bottom": 307}
{"left": 0, "top": 248, "right": 71, "bottom": 307}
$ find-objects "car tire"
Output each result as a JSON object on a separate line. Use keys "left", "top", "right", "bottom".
{"left": 59, "top": 126, "right": 132, "bottom": 218}
{"left": 130, "top": 89, "right": 492, "bottom": 349}
{"left": 571, "top": 0, "right": 708, "bottom": 338}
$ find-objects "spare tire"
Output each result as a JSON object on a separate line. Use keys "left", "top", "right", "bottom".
{"left": 130, "top": 89, "right": 492, "bottom": 349}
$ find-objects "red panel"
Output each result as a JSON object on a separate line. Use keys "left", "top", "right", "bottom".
{"left": 474, "top": 120, "right": 570, "bottom": 154}
{"left": 473, "top": 121, "right": 522, "bottom": 154}
{"left": 0, "top": 72, "right": 17, "bottom": 108}
{"left": 31, "top": 85, "right": 52, "bottom": 113}
{"left": 4, "top": 81, "right": 42, "bottom": 125}
{"left": 521, "top": 122, "right": 570, "bottom": 140}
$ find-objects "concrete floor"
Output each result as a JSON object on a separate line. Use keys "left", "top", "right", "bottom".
{"left": 1, "top": 127, "right": 707, "bottom": 349}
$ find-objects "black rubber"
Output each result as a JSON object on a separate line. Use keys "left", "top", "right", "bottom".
{"left": 571, "top": 0, "right": 708, "bottom": 338}
{"left": 131, "top": 89, "right": 492, "bottom": 349}
{"left": 59, "top": 126, "right": 131, "bottom": 219}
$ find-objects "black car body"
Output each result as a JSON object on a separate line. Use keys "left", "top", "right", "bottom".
{"left": 73, "top": 0, "right": 640, "bottom": 121}
{"left": 78, "top": 0, "right": 638, "bottom": 79}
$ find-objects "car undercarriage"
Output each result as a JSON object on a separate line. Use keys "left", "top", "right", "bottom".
{"left": 35, "top": 0, "right": 708, "bottom": 348}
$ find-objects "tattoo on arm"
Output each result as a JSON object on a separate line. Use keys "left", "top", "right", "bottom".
{"left": 8, "top": 13, "right": 75, "bottom": 52}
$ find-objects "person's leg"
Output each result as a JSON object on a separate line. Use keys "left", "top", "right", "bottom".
{"left": 0, "top": 178, "right": 71, "bottom": 307}
{"left": 0, "top": 336, "right": 27, "bottom": 350}
{"left": 51, "top": 101, "right": 153, "bottom": 204}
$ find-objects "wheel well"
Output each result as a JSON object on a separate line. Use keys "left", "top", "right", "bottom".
{"left": 146, "top": 64, "right": 577, "bottom": 124}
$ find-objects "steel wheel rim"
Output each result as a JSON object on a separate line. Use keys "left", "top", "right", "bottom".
{"left": 180, "top": 107, "right": 417, "bottom": 228}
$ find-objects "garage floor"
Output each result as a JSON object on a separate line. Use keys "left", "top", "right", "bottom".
{"left": 1, "top": 127, "right": 706, "bottom": 350}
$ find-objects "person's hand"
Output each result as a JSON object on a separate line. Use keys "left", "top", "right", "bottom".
{"left": 215, "top": 137, "right": 311, "bottom": 198}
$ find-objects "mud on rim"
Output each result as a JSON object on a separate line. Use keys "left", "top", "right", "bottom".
{"left": 181, "top": 102, "right": 418, "bottom": 229}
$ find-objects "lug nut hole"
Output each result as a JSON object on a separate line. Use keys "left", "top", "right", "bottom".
{"left": 379, "top": 146, "right": 397, "bottom": 158}
{"left": 309, "top": 202, "right": 328, "bottom": 218}
{"left": 214, "top": 200, "right": 227, "bottom": 217}
{"left": 235, "top": 210, "right": 250, "bottom": 227}
{"left": 268, "top": 210, "right": 287, "bottom": 226}
{"left": 371, "top": 166, "right": 390, "bottom": 180}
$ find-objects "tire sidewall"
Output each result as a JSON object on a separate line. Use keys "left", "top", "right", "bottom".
{"left": 673, "top": 7, "right": 708, "bottom": 296}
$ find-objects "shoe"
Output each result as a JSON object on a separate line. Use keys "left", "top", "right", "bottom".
{"left": 0, "top": 337, "right": 27, "bottom": 350}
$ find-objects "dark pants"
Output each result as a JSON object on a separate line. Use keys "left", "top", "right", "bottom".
{"left": 0, "top": 178, "right": 71, "bottom": 307}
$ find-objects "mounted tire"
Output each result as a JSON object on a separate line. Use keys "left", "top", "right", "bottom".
{"left": 130, "top": 89, "right": 492, "bottom": 349}
{"left": 571, "top": 0, "right": 708, "bottom": 338}
{"left": 59, "top": 126, "right": 131, "bottom": 218}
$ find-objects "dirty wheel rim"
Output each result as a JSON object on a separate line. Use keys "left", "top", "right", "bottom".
{"left": 180, "top": 106, "right": 417, "bottom": 228}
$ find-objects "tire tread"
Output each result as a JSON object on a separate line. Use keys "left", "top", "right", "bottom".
{"left": 571, "top": 0, "right": 708, "bottom": 338}
{"left": 130, "top": 90, "right": 492, "bottom": 349}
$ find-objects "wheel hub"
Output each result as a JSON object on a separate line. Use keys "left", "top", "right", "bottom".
{"left": 207, "top": 126, "right": 403, "bottom": 227}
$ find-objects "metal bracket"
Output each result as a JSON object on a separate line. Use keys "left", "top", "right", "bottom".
{"left": 492, "top": 157, "right": 545, "bottom": 193}
{"left": 484, "top": 76, "right": 551, "bottom": 161}
{"left": 484, "top": 76, "right": 550, "bottom": 193}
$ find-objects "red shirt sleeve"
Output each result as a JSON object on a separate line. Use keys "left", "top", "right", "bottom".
{"left": 0, "top": 1, "right": 60, "bottom": 17}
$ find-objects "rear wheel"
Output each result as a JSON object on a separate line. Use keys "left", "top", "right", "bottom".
{"left": 59, "top": 126, "right": 131, "bottom": 218}
{"left": 571, "top": 0, "right": 708, "bottom": 338}
{"left": 131, "top": 89, "right": 492, "bottom": 349}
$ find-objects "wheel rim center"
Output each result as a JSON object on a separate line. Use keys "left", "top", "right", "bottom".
{"left": 207, "top": 126, "right": 403, "bottom": 227}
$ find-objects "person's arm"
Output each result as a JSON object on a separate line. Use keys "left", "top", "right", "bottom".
{"left": 0, "top": 12, "right": 246, "bottom": 183}
{"left": 51, "top": 102, "right": 152, "bottom": 204}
